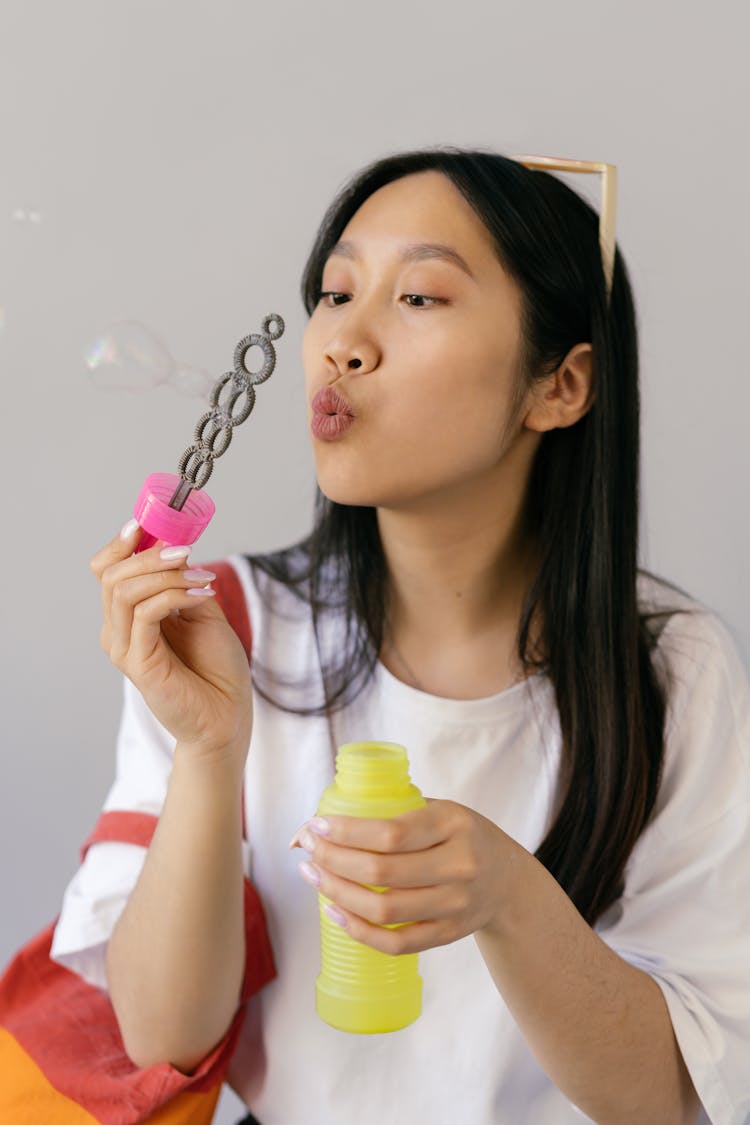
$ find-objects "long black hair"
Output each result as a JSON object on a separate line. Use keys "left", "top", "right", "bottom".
{"left": 244, "top": 145, "right": 695, "bottom": 926}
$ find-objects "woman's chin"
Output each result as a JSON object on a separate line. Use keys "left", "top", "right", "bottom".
{"left": 313, "top": 458, "right": 431, "bottom": 510}
{"left": 315, "top": 480, "right": 376, "bottom": 507}
{"left": 314, "top": 467, "right": 389, "bottom": 508}
{"left": 312, "top": 459, "right": 364, "bottom": 504}
{"left": 315, "top": 478, "right": 428, "bottom": 512}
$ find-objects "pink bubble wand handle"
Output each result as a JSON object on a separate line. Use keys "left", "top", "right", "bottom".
{"left": 128, "top": 312, "right": 285, "bottom": 552}
{"left": 133, "top": 473, "right": 216, "bottom": 552}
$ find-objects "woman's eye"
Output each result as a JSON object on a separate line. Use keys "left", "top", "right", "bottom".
{"left": 318, "top": 291, "right": 442, "bottom": 309}
{"left": 318, "top": 291, "right": 350, "bottom": 307}
{"left": 402, "top": 294, "right": 441, "bottom": 308}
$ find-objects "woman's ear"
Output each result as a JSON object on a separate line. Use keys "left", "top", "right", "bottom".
{"left": 522, "top": 343, "right": 595, "bottom": 433}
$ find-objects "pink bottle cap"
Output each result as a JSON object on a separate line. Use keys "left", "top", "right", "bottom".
{"left": 133, "top": 473, "right": 215, "bottom": 553}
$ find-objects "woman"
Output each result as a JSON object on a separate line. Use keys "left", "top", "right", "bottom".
{"left": 52, "top": 147, "right": 749, "bottom": 1124}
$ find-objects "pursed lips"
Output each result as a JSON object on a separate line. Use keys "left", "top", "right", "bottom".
{"left": 312, "top": 386, "right": 356, "bottom": 416}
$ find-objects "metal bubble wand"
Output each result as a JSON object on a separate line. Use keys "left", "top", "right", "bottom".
{"left": 132, "top": 312, "right": 285, "bottom": 553}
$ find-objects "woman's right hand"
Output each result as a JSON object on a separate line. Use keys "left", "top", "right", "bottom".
{"left": 90, "top": 520, "right": 254, "bottom": 764}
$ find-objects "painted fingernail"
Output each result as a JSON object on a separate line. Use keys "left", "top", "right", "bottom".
{"left": 324, "top": 903, "right": 347, "bottom": 928}
{"left": 309, "top": 817, "right": 330, "bottom": 836}
{"left": 298, "top": 861, "right": 321, "bottom": 887}
{"left": 160, "top": 545, "right": 191, "bottom": 560}
{"left": 186, "top": 585, "right": 216, "bottom": 597}
{"left": 120, "top": 518, "right": 139, "bottom": 539}
{"left": 183, "top": 569, "right": 217, "bottom": 583}
{"left": 299, "top": 829, "right": 316, "bottom": 852}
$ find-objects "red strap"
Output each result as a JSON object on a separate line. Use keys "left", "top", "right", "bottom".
{"left": 79, "top": 811, "right": 158, "bottom": 861}
{"left": 205, "top": 559, "right": 253, "bottom": 664}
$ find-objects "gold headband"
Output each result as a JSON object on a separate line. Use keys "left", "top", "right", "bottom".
{"left": 511, "top": 155, "right": 617, "bottom": 303}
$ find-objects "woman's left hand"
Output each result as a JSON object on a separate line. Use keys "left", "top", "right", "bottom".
{"left": 290, "top": 799, "right": 524, "bottom": 953}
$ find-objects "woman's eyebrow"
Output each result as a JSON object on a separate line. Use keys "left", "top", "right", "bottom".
{"left": 327, "top": 239, "right": 477, "bottom": 282}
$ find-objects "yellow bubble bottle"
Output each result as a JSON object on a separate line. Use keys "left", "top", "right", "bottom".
{"left": 315, "top": 740, "right": 426, "bottom": 1034}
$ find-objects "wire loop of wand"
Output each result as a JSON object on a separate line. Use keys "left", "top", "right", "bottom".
{"left": 169, "top": 313, "right": 285, "bottom": 510}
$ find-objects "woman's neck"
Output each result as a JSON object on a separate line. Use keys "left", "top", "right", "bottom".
{"left": 375, "top": 484, "right": 541, "bottom": 698}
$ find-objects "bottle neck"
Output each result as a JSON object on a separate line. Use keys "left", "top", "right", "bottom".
{"left": 334, "top": 742, "right": 413, "bottom": 800}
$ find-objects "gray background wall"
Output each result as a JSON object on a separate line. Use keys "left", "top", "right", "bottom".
{"left": 1, "top": 3, "right": 747, "bottom": 1121}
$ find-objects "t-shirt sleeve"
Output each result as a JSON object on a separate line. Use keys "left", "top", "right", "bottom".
{"left": 50, "top": 675, "right": 252, "bottom": 992}
{"left": 596, "top": 609, "right": 750, "bottom": 1125}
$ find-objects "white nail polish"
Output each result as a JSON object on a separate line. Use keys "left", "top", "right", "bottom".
{"left": 160, "top": 545, "right": 191, "bottom": 560}
{"left": 120, "top": 518, "right": 139, "bottom": 539}
{"left": 298, "top": 861, "right": 321, "bottom": 887}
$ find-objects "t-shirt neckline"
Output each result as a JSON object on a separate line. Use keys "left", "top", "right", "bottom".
{"left": 374, "top": 656, "right": 551, "bottom": 722}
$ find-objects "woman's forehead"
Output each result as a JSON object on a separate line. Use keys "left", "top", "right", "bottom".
{"left": 343, "top": 172, "right": 483, "bottom": 242}
{"left": 333, "top": 173, "right": 508, "bottom": 282}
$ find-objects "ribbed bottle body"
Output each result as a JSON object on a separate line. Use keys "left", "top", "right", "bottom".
{"left": 315, "top": 741, "right": 426, "bottom": 1033}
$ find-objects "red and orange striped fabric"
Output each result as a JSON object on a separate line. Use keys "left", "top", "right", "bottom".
{"left": 0, "top": 561, "right": 276, "bottom": 1123}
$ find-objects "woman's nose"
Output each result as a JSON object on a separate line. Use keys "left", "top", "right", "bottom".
{"left": 324, "top": 336, "right": 379, "bottom": 376}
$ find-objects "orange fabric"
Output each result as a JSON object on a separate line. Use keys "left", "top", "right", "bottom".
{"left": 0, "top": 1026, "right": 220, "bottom": 1124}
{"left": 0, "top": 1025, "right": 100, "bottom": 1124}
{"left": 0, "top": 872, "right": 274, "bottom": 1121}
{"left": 137, "top": 1089, "right": 220, "bottom": 1125}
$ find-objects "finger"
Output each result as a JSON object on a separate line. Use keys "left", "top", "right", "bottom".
{"left": 100, "top": 538, "right": 193, "bottom": 600}
{"left": 95, "top": 529, "right": 189, "bottom": 617}
{"left": 299, "top": 861, "right": 462, "bottom": 924}
{"left": 288, "top": 799, "right": 441, "bottom": 850}
{"left": 98, "top": 540, "right": 195, "bottom": 650}
{"left": 127, "top": 584, "right": 219, "bottom": 670}
{"left": 90, "top": 519, "right": 146, "bottom": 580}
{"left": 303, "top": 801, "right": 455, "bottom": 855}
{"left": 108, "top": 568, "right": 216, "bottom": 664}
{"left": 319, "top": 898, "right": 454, "bottom": 956}
{"left": 300, "top": 831, "right": 456, "bottom": 889}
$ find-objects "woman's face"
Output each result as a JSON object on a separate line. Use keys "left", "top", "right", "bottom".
{"left": 302, "top": 169, "right": 537, "bottom": 509}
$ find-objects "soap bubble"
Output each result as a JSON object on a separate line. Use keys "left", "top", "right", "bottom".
{"left": 85, "top": 320, "right": 218, "bottom": 398}
{"left": 85, "top": 321, "right": 173, "bottom": 391}
{"left": 171, "top": 362, "right": 215, "bottom": 398}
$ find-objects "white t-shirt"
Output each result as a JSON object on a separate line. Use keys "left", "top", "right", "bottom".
{"left": 51, "top": 556, "right": 750, "bottom": 1125}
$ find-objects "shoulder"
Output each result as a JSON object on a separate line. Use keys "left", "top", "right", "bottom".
{"left": 638, "top": 570, "right": 749, "bottom": 731}
{"left": 636, "top": 570, "right": 750, "bottom": 833}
